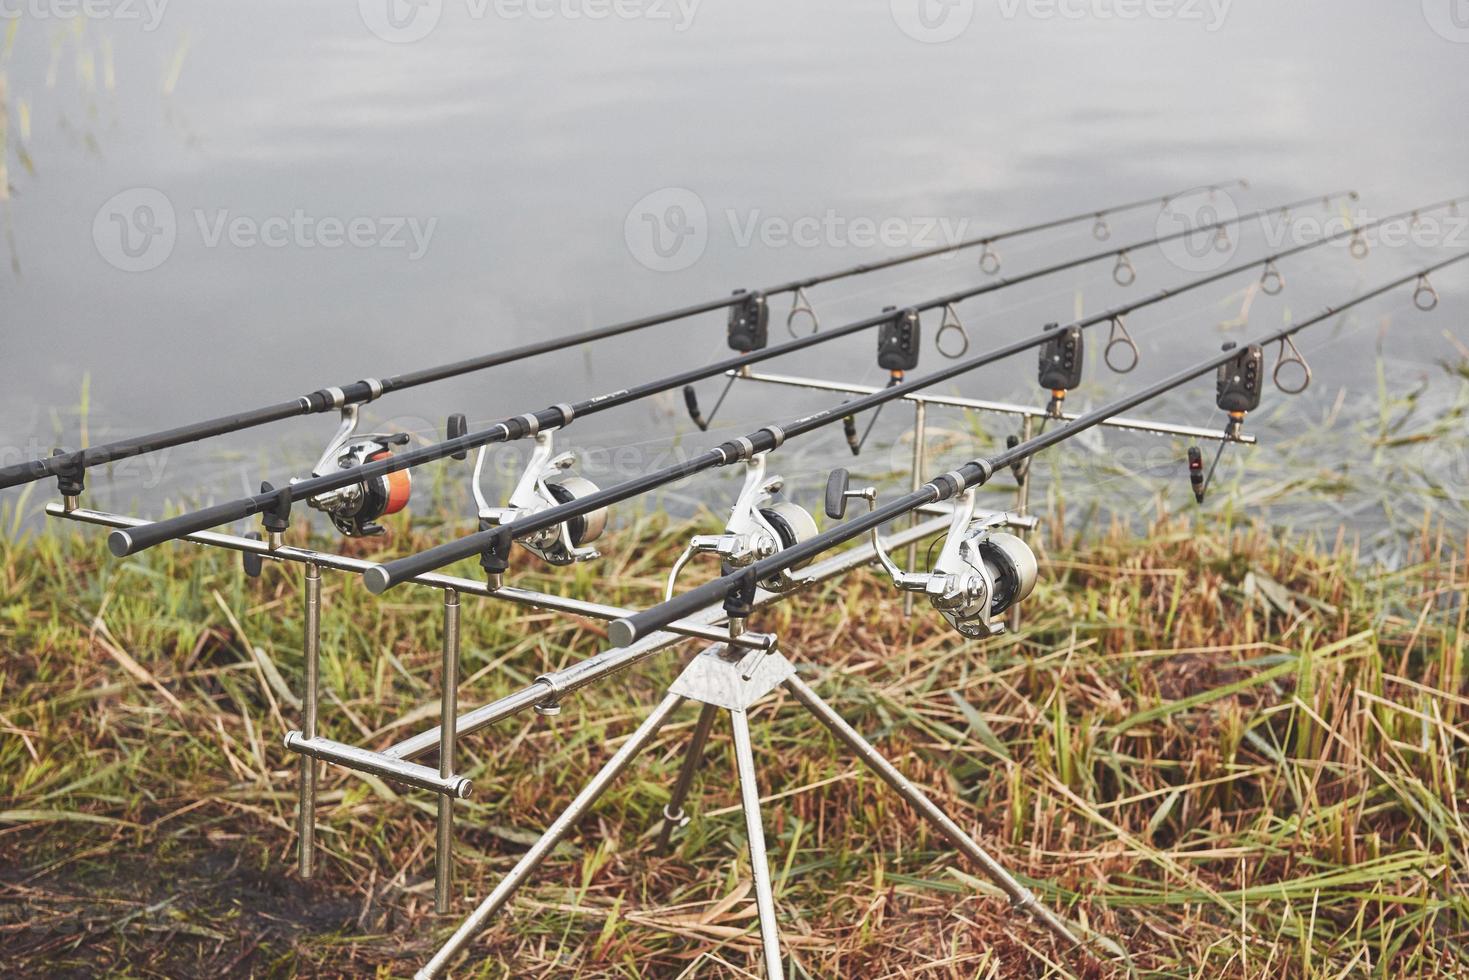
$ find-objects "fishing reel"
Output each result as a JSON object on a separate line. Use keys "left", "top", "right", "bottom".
{"left": 825, "top": 469, "right": 1038, "bottom": 638}
{"left": 301, "top": 405, "right": 412, "bottom": 537}
{"left": 664, "top": 452, "right": 819, "bottom": 598}
{"left": 472, "top": 427, "right": 607, "bottom": 565}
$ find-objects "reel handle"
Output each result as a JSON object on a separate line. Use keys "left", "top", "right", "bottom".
{"left": 447, "top": 414, "right": 469, "bottom": 460}
{"left": 824, "top": 467, "right": 876, "bottom": 520}
{"left": 683, "top": 385, "right": 710, "bottom": 431}
{"left": 825, "top": 468, "right": 850, "bottom": 520}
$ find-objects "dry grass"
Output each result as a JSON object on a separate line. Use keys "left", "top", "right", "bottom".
{"left": 1, "top": 502, "right": 1467, "bottom": 978}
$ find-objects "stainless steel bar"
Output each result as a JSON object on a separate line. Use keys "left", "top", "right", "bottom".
{"left": 435, "top": 589, "right": 461, "bottom": 914}
{"left": 730, "top": 708, "right": 784, "bottom": 980}
{"left": 1009, "top": 414, "right": 1035, "bottom": 634}
{"left": 382, "top": 511, "right": 956, "bottom": 762}
{"left": 737, "top": 371, "right": 1257, "bottom": 444}
{"left": 298, "top": 562, "right": 321, "bottom": 879}
{"left": 43, "top": 505, "right": 770, "bottom": 651}
{"left": 415, "top": 693, "right": 687, "bottom": 980}
{"left": 904, "top": 401, "right": 927, "bottom": 618}
{"left": 783, "top": 674, "right": 1085, "bottom": 953}
{"left": 284, "top": 733, "right": 473, "bottom": 798}
{"left": 653, "top": 701, "right": 720, "bottom": 855}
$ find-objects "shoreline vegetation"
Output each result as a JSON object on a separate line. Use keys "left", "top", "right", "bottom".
{"left": 1, "top": 506, "right": 1466, "bottom": 977}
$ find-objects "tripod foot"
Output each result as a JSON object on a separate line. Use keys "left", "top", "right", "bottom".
{"left": 653, "top": 702, "right": 719, "bottom": 856}
{"left": 416, "top": 693, "right": 686, "bottom": 979}
{"left": 783, "top": 674, "right": 1090, "bottom": 956}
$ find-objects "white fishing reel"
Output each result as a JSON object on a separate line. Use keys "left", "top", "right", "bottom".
{"left": 664, "top": 452, "right": 819, "bottom": 599}
{"left": 300, "top": 405, "right": 412, "bottom": 537}
{"left": 825, "top": 469, "right": 1038, "bottom": 638}
{"left": 474, "top": 429, "right": 606, "bottom": 566}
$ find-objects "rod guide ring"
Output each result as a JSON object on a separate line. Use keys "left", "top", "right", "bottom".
{"left": 1103, "top": 315, "right": 1139, "bottom": 374}
{"left": 1113, "top": 251, "right": 1136, "bottom": 287}
{"left": 979, "top": 243, "right": 1001, "bottom": 275}
{"left": 1272, "top": 335, "right": 1312, "bottom": 395}
{"left": 935, "top": 303, "right": 969, "bottom": 359}
{"left": 787, "top": 287, "right": 819, "bottom": 337}
{"left": 1413, "top": 274, "right": 1439, "bottom": 312}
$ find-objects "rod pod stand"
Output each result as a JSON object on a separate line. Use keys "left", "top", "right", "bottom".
{"left": 287, "top": 580, "right": 470, "bottom": 912}
{"left": 413, "top": 641, "right": 1101, "bottom": 980}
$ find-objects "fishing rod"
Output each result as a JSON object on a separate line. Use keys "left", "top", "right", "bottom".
{"left": 106, "top": 189, "right": 1351, "bottom": 558}
{"left": 0, "top": 180, "right": 1246, "bottom": 495}
{"left": 358, "top": 192, "right": 1460, "bottom": 593}
{"left": 603, "top": 252, "right": 1469, "bottom": 648}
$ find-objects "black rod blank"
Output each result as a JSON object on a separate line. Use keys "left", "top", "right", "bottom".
{"left": 606, "top": 251, "right": 1469, "bottom": 647}
{"left": 106, "top": 190, "right": 1351, "bottom": 558}
{"left": 0, "top": 181, "right": 1247, "bottom": 493}
{"left": 360, "top": 192, "right": 1462, "bottom": 593}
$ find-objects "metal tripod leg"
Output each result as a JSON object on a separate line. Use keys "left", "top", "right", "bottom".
{"left": 653, "top": 701, "right": 719, "bottom": 856}
{"left": 730, "top": 708, "right": 783, "bottom": 980}
{"left": 783, "top": 674, "right": 1084, "bottom": 953}
{"left": 416, "top": 693, "right": 687, "bottom": 980}
{"left": 297, "top": 562, "right": 321, "bottom": 878}
{"left": 435, "top": 589, "right": 461, "bottom": 913}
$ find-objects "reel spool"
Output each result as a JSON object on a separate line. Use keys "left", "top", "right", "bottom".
{"left": 472, "top": 428, "right": 607, "bottom": 566}
{"left": 303, "top": 406, "right": 412, "bottom": 537}
{"left": 825, "top": 469, "right": 1038, "bottom": 638}
{"left": 665, "top": 453, "right": 819, "bottom": 599}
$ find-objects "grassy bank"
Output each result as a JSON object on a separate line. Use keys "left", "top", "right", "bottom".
{"left": 1, "top": 508, "right": 1466, "bottom": 978}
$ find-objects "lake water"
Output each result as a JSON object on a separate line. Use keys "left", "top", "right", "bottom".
{"left": 2, "top": 0, "right": 1467, "bottom": 553}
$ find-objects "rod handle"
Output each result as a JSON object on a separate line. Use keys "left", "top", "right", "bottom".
{"left": 108, "top": 497, "right": 262, "bottom": 557}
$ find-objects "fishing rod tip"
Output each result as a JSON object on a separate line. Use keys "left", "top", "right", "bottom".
{"left": 608, "top": 618, "right": 636, "bottom": 648}
{"left": 107, "top": 530, "right": 133, "bottom": 558}
{"left": 363, "top": 565, "right": 393, "bottom": 595}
